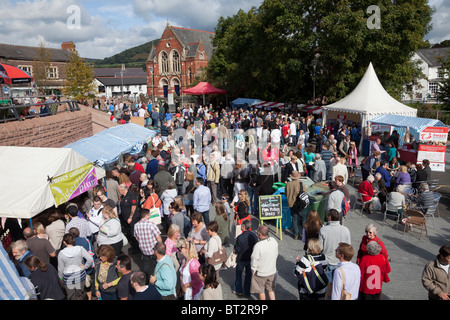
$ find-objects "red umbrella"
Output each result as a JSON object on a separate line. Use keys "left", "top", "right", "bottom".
{"left": 182, "top": 82, "right": 226, "bottom": 95}
{"left": 0, "top": 63, "right": 34, "bottom": 84}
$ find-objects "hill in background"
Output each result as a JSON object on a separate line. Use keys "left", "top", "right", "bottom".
{"left": 91, "top": 39, "right": 159, "bottom": 70}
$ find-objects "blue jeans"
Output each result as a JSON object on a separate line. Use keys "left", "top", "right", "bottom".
{"left": 326, "top": 264, "right": 339, "bottom": 283}
{"left": 247, "top": 186, "right": 260, "bottom": 215}
{"left": 234, "top": 260, "right": 252, "bottom": 297}
{"left": 290, "top": 206, "right": 307, "bottom": 237}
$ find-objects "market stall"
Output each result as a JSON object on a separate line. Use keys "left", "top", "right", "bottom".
{"left": 322, "top": 62, "right": 417, "bottom": 152}
{"left": 369, "top": 114, "right": 449, "bottom": 171}
{"left": 0, "top": 146, "right": 105, "bottom": 219}
{"left": 64, "top": 123, "right": 156, "bottom": 167}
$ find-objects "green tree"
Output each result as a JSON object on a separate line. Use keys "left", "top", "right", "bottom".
{"left": 32, "top": 42, "right": 52, "bottom": 95}
{"left": 63, "top": 49, "right": 97, "bottom": 101}
{"left": 436, "top": 56, "right": 450, "bottom": 110}
{"left": 207, "top": 0, "right": 434, "bottom": 103}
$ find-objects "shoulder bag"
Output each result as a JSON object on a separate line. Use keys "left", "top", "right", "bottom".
{"left": 206, "top": 237, "right": 228, "bottom": 266}
{"left": 339, "top": 267, "right": 352, "bottom": 300}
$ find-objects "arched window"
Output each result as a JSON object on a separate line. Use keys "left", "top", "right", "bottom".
{"left": 160, "top": 51, "right": 169, "bottom": 74}
{"left": 172, "top": 51, "right": 181, "bottom": 73}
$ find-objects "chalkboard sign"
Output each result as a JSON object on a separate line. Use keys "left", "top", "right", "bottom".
{"left": 259, "top": 195, "right": 282, "bottom": 220}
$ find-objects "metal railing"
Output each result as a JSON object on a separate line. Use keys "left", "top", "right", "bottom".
{"left": 0, "top": 100, "right": 81, "bottom": 123}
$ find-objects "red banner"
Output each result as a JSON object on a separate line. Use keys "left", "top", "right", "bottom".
{"left": 417, "top": 127, "right": 448, "bottom": 172}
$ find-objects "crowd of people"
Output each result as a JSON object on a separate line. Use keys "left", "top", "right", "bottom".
{"left": 4, "top": 102, "right": 449, "bottom": 301}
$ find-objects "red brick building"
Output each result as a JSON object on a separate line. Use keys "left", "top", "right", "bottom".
{"left": 146, "top": 23, "right": 215, "bottom": 101}
{"left": 0, "top": 42, "right": 75, "bottom": 96}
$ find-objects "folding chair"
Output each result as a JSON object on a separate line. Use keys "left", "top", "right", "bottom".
{"left": 353, "top": 193, "right": 374, "bottom": 216}
{"left": 403, "top": 209, "right": 427, "bottom": 240}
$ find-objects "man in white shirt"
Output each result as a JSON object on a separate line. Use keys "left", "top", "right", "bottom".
{"left": 331, "top": 242, "right": 361, "bottom": 300}
{"left": 289, "top": 121, "right": 297, "bottom": 146}
{"left": 86, "top": 196, "right": 104, "bottom": 243}
{"left": 319, "top": 209, "right": 351, "bottom": 281}
{"left": 250, "top": 225, "right": 278, "bottom": 300}
{"left": 332, "top": 157, "right": 349, "bottom": 185}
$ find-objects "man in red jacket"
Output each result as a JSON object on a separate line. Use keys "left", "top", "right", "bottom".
{"left": 359, "top": 241, "right": 391, "bottom": 300}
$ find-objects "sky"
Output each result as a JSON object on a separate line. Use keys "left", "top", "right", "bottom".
{"left": 0, "top": 0, "right": 449, "bottom": 60}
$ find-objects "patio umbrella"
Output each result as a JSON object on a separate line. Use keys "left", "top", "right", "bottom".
{"left": 183, "top": 82, "right": 226, "bottom": 105}
{"left": 0, "top": 63, "right": 34, "bottom": 84}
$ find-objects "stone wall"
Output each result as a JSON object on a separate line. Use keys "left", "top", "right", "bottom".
{"left": 0, "top": 108, "right": 93, "bottom": 148}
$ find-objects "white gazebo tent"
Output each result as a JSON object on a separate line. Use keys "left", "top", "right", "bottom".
{"left": 0, "top": 146, "right": 105, "bottom": 220}
{"left": 322, "top": 62, "right": 417, "bottom": 148}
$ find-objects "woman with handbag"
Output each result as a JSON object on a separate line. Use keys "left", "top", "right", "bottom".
{"left": 201, "top": 221, "right": 226, "bottom": 278}
{"left": 234, "top": 190, "right": 251, "bottom": 230}
{"left": 188, "top": 212, "right": 210, "bottom": 264}
{"left": 143, "top": 181, "right": 162, "bottom": 225}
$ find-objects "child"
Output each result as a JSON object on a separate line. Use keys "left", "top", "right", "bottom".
{"left": 221, "top": 194, "right": 232, "bottom": 230}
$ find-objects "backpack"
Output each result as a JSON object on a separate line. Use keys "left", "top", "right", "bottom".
{"left": 248, "top": 166, "right": 260, "bottom": 187}
{"left": 174, "top": 165, "right": 185, "bottom": 186}
{"left": 297, "top": 182, "right": 310, "bottom": 210}
{"left": 341, "top": 196, "right": 351, "bottom": 216}
{"left": 294, "top": 255, "right": 328, "bottom": 294}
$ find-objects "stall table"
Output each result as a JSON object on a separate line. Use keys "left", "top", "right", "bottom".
{"left": 398, "top": 147, "right": 417, "bottom": 164}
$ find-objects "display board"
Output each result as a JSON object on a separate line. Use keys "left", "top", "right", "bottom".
{"left": 258, "top": 194, "right": 283, "bottom": 240}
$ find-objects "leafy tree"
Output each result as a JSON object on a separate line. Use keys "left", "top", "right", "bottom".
{"left": 32, "top": 42, "right": 52, "bottom": 95}
{"left": 436, "top": 56, "right": 450, "bottom": 110}
{"left": 63, "top": 49, "right": 97, "bottom": 101}
{"left": 207, "top": 0, "right": 434, "bottom": 103}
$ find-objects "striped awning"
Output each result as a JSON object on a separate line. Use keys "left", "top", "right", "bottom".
{"left": 254, "top": 101, "right": 285, "bottom": 110}
{"left": 298, "top": 104, "right": 322, "bottom": 114}
{"left": 0, "top": 246, "right": 28, "bottom": 300}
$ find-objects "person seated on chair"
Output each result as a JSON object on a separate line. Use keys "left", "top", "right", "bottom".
{"left": 357, "top": 175, "right": 375, "bottom": 214}
{"left": 386, "top": 185, "right": 406, "bottom": 220}
{"left": 408, "top": 183, "right": 435, "bottom": 214}
{"left": 373, "top": 173, "right": 388, "bottom": 207}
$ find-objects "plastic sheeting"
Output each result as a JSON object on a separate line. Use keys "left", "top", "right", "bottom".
{"left": 370, "top": 114, "right": 449, "bottom": 146}
{"left": 64, "top": 123, "right": 157, "bottom": 166}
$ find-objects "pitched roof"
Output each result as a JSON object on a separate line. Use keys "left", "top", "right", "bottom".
{"left": 96, "top": 77, "right": 147, "bottom": 86}
{"left": 171, "top": 26, "right": 215, "bottom": 59}
{"left": 0, "top": 43, "right": 72, "bottom": 62}
{"left": 416, "top": 47, "right": 450, "bottom": 67}
{"left": 93, "top": 68, "right": 146, "bottom": 78}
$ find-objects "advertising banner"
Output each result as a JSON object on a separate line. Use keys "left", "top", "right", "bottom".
{"left": 49, "top": 163, "right": 99, "bottom": 206}
{"left": 417, "top": 127, "right": 448, "bottom": 172}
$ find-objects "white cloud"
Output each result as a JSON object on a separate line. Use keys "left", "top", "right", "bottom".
{"left": 131, "top": 0, "right": 262, "bottom": 31}
{"left": 425, "top": 0, "right": 450, "bottom": 44}
{"left": 2, "top": 0, "right": 448, "bottom": 61}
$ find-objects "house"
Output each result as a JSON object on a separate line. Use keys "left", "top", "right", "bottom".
{"left": 93, "top": 66, "right": 147, "bottom": 99}
{"left": 402, "top": 47, "right": 450, "bottom": 103}
{"left": 0, "top": 41, "right": 75, "bottom": 96}
{"left": 146, "top": 22, "right": 215, "bottom": 102}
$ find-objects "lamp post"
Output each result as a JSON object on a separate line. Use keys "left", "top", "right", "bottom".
{"left": 149, "top": 67, "right": 154, "bottom": 105}
{"left": 311, "top": 57, "right": 318, "bottom": 104}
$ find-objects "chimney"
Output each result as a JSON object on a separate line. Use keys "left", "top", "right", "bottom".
{"left": 61, "top": 41, "right": 75, "bottom": 52}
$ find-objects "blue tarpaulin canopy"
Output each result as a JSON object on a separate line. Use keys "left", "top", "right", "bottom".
{"left": 64, "top": 123, "right": 157, "bottom": 166}
{"left": 231, "top": 98, "right": 262, "bottom": 109}
{"left": 370, "top": 114, "right": 449, "bottom": 146}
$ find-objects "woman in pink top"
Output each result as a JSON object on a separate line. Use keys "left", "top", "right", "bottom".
{"left": 164, "top": 224, "right": 180, "bottom": 257}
